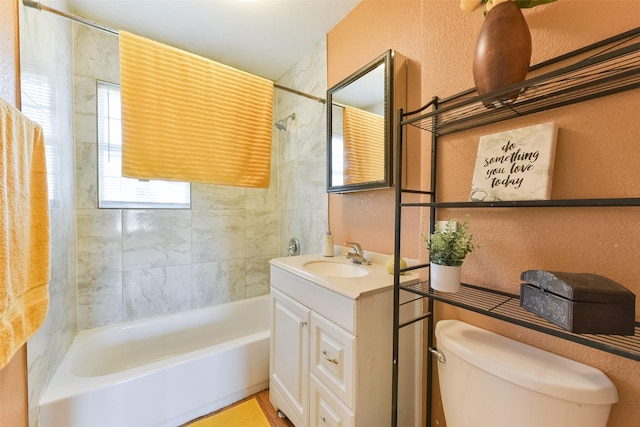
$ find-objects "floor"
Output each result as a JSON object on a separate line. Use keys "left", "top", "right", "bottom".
{"left": 183, "top": 389, "right": 294, "bottom": 426}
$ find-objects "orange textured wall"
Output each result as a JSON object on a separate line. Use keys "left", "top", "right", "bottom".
{"left": 0, "top": 0, "right": 18, "bottom": 105}
{"left": 328, "top": 1, "right": 640, "bottom": 426}
{"left": 327, "top": 0, "right": 425, "bottom": 259}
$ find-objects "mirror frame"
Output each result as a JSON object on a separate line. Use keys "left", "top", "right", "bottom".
{"left": 326, "top": 50, "right": 395, "bottom": 193}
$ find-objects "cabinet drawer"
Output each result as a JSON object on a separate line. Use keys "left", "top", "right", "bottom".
{"left": 310, "top": 312, "right": 355, "bottom": 409}
{"left": 310, "top": 374, "right": 354, "bottom": 427}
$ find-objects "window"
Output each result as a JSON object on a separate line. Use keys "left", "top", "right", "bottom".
{"left": 97, "top": 82, "right": 190, "bottom": 209}
{"left": 21, "top": 70, "right": 59, "bottom": 206}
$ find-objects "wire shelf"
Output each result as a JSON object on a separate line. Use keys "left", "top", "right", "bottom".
{"left": 400, "top": 282, "right": 640, "bottom": 361}
{"left": 400, "top": 197, "right": 640, "bottom": 209}
{"left": 401, "top": 28, "right": 640, "bottom": 136}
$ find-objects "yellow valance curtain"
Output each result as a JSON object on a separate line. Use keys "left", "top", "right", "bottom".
{"left": 342, "top": 106, "right": 385, "bottom": 184}
{"left": 119, "top": 31, "right": 274, "bottom": 188}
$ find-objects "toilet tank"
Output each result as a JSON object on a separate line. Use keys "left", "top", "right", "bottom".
{"left": 434, "top": 320, "right": 618, "bottom": 427}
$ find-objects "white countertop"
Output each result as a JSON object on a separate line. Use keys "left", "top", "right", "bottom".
{"left": 269, "top": 252, "right": 419, "bottom": 300}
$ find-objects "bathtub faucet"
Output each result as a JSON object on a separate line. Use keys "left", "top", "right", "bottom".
{"left": 345, "top": 242, "right": 370, "bottom": 265}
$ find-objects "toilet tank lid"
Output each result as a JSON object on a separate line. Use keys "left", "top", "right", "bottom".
{"left": 435, "top": 320, "right": 618, "bottom": 405}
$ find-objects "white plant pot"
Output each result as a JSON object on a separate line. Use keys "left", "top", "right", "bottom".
{"left": 430, "top": 263, "right": 462, "bottom": 293}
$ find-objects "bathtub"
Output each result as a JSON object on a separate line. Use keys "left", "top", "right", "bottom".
{"left": 39, "top": 295, "right": 270, "bottom": 427}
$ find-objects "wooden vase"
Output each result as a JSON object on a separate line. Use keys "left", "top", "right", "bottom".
{"left": 473, "top": 1, "right": 532, "bottom": 108}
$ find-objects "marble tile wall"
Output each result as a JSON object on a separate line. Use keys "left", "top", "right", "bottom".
{"left": 275, "top": 38, "right": 329, "bottom": 256}
{"left": 74, "top": 25, "right": 282, "bottom": 329}
{"left": 19, "top": 1, "right": 77, "bottom": 426}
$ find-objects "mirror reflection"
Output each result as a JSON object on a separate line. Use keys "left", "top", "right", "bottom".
{"left": 327, "top": 50, "right": 394, "bottom": 193}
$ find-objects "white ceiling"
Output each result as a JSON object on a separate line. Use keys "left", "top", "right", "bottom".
{"left": 66, "top": 0, "right": 360, "bottom": 82}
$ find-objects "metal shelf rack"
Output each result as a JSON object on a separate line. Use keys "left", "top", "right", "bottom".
{"left": 391, "top": 27, "right": 640, "bottom": 427}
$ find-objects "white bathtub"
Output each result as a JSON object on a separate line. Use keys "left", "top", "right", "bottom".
{"left": 39, "top": 295, "right": 270, "bottom": 427}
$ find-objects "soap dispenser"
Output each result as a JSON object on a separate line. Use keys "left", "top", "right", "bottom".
{"left": 323, "top": 226, "right": 334, "bottom": 257}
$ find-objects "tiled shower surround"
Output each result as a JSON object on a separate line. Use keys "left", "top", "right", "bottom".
{"left": 23, "top": 6, "right": 326, "bottom": 424}
{"left": 73, "top": 25, "right": 327, "bottom": 329}
{"left": 275, "top": 37, "right": 329, "bottom": 261}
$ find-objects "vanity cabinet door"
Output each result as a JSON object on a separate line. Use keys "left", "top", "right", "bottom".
{"left": 270, "top": 289, "right": 310, "bottom": 427}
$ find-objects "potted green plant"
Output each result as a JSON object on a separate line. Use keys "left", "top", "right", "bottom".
{"left": 423, "top": 217, "right": 476, "bottom": 292}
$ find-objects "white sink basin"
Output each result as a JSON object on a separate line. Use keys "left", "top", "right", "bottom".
{"left": 302, "top": 260, "right": 369, "bottom": 278}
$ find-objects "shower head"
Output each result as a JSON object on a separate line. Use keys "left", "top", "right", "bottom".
{"left": 275, "top": 113, "right": 296, "bottom": 131}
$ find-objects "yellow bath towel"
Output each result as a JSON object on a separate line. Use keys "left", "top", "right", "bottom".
{"left": 0, "top": 96, "right": 50, "bottom": 370}
{"left": 119, "top": 31, "right": 274, "bottom": 188}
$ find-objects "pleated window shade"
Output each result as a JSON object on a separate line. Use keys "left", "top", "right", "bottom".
{"left": 342, "top": 106, "right": 385, "bottom": 184}
{"left": 119, "top": 31, "right": 274, "bottom": 188}
{"left": 97, "top": 82, "right": 190, "bottom": 209}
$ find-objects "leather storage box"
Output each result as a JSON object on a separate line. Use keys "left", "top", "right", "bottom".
{"left": 520, "top": 270, "right": 636, "bottom": 335}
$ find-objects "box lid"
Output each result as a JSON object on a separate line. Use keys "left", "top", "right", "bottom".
{"left": 520, "top": 270, "right": 635, "bottom": 305}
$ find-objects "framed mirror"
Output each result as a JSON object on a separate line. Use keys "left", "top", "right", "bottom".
{"left": 327, "top": 50, "right": 405, "bottom": 193}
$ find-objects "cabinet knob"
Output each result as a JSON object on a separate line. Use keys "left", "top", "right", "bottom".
{"left": 322, "top": 350, "right": 339, "bottom": 365}
{"left": 300, "top": 321, "right": 307, "bottom": 327}
{"left": 321, "top": 415, "right": 328, "bottom": 427}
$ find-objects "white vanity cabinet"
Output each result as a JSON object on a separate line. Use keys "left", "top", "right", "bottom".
{"left": 269, "top": 257, "right": 420, "bottom": 427}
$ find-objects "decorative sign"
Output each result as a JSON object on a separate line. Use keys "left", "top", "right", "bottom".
{"left": 470, "top": 121, "right": 558, "bottom": 201}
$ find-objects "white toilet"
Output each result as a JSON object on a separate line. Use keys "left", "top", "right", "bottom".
{"left": 434, "top": 320, "right": 618, "bottom": 427}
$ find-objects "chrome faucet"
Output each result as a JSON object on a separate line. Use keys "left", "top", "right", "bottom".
{"left": 345, "top": 242, "right": 370, "bottom": 265}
